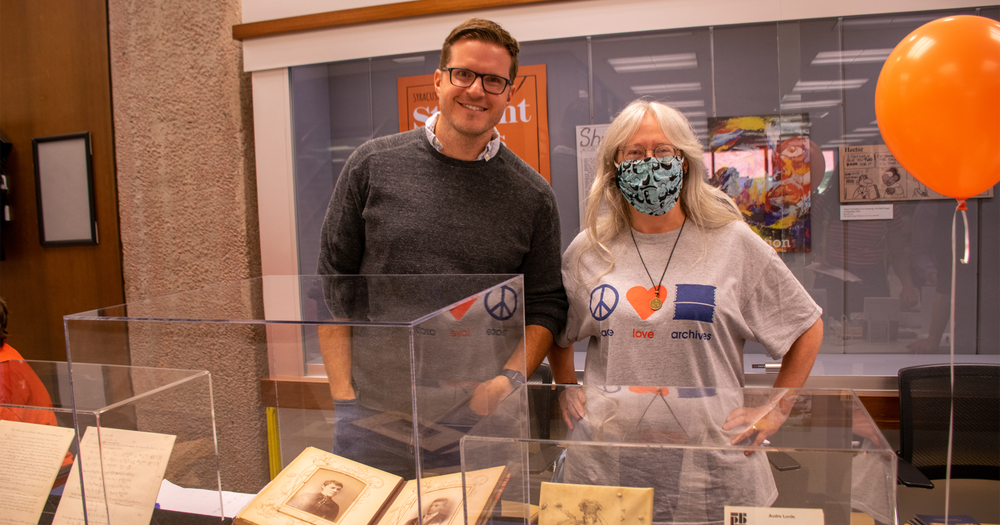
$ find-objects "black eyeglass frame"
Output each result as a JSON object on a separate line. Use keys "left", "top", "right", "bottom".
{"left": 618, "top": 144, "right": 682, "bottom": 161}
{"left": 440, "top": 67, "right": 514, "bottom": 95}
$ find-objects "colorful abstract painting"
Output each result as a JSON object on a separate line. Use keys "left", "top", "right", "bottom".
{"left": 707, "top": 114, "right": 811, "bottom": 252}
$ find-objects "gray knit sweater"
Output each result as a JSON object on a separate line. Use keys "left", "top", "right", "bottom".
{"left": 318, "top": 127, "right": 566, "bottom": 332}
{"left": 317, "top": 128, "right": 567, "bottom": 406}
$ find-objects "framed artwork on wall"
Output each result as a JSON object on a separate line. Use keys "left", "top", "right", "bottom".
{"left": 31, "top": 132, "right": 97, "bottom": 246}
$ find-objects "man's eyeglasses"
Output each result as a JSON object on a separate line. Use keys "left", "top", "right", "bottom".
{"left": 619, "top": 144, "right": 680, "bottom": 161}
{"left": 441, "top": 67, "right": 513, "bottom": 95}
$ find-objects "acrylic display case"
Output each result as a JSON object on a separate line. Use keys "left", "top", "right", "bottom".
{"left": 0, "top": 359, "right": 219, "bottom": 525}
{"left": 62, "top": 274, "right": 528, "bottom": 523}
{"left": 462, "top": 385, "right": 897, "bottom": 525}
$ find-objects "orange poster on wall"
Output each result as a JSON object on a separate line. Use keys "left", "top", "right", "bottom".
{"left": 396, "top": 64, "right": 551, "bottom": 183}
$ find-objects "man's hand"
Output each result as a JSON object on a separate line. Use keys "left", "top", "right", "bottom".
{"left": 469, "top": 375, "right": 514, "bottom": 415}
{"left": 559, "top": 386, "right": 587, "bottom": 430}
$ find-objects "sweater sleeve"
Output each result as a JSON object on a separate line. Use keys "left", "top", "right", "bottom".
{"left": 518, "top": 174, "right": 568, "bottom": 338}
{"left": 317, "top": 148, "right": 373, "bottom": 319}
{"left": 317, "top": 149, "right": 369, "bottom": 277}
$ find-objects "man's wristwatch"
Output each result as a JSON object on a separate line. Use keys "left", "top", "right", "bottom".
{"left": 500, "top": 369, "right": 526, "bottom": 388}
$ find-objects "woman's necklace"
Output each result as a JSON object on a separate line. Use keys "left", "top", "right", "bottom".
{"left": 629, "top": 219, "right": 686, "bottom": 311}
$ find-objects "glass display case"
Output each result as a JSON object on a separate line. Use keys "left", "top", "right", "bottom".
{"left": 62, "top": 274, "right": 529, "bottom": 523}
{"left": 462, "top": 385, "right": 897, "bottom": 525}
{"left": 0, "top": 359, "right": 219, "bottom": 525}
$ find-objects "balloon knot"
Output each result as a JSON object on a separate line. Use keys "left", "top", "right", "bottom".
{"left": 956, "top": 200, "right": 968, "bottom": 211}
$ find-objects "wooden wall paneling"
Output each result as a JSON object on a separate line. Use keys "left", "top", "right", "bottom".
{"left": 232, "top": 0, "right": 569, "bottom": 40}
{"left": 0, "top": 0, "right": 125, "bottom": 362}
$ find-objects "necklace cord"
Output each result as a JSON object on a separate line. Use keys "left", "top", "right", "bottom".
{"left": 630, "top": 220, "right": 686, "bottom": 296}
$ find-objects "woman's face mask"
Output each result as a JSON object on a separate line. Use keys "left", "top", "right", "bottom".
{"left": 615, "top": 155, "right": 684, "bottom": 216}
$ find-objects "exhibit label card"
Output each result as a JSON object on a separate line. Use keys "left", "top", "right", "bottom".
{"left": 53, "top": 427, "right": 175, "bottom": 525}
{"left": 0, "top": 420, "right": 76, "bottom": 525}
{"left": 840, "top": 204, "right": 893, "bottom": 221}
{"left": 724, "top": 506, "right": 824, "bottom": 525}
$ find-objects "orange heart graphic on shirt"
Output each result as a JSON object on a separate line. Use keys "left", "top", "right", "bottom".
{"left": 450, "top": 296, "right": 477, "bottom": 320}
{"left": 629, "top": 386, "right": 670, "bottom": 396}
{"left": 626, "top": 286, "right": 667, "bottom": 321}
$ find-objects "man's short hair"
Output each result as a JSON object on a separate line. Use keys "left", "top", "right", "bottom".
{"left": 321, "top": 479, "right": 344, "bottom": 489}
{"left": 440, "top": 18, "right": 520, "bottom": 82}
{"left": 0, "top": 297, "right": 8, "bottom": 347}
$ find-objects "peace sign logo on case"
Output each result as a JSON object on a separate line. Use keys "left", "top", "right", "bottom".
{"left": 484, "top": 286, "right": 518, "bottom": 321}
{"left": 589, "top": 284, "right": 619, "bottom": 321}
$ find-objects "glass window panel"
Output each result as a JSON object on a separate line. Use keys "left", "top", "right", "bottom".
{"left": 713, "top": 22, "right": 781, "bottom": 118}
{"left": 779, "top": 8, "right": 996, "bottom": 362}
{"left": 287, "top": 7, "right": 1000, "bottom": 376}
{"left": 517, "top": 37, "right": 592, "bottom": 249}
{"left": 965, "top": 6, "right": 998, "bottom": 359}
{"left": 591, "top": 28, "right": 714, "bottom": 144}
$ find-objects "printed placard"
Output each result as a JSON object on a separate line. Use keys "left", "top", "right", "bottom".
{"left": 724, "top": 506, "right": 824, "bottom": 525}
{"left": 840, "top": 204, "right": 893, "bottom": 221}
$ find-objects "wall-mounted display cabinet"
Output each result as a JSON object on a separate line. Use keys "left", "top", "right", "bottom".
{"left": 248, "top": 4, "right": 999, "bottom": 385}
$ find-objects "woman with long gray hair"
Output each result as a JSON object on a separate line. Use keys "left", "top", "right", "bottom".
{"left": 548, "top": 99, "right": 823, "bottom": 524}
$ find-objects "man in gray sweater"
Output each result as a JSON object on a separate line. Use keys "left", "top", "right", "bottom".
{"left": 316, "top": 18, "right": 567, "bottom": 475}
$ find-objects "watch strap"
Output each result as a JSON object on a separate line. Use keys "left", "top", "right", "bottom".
{"left": 500, "top": 369, "right": 526, "bottom": 387}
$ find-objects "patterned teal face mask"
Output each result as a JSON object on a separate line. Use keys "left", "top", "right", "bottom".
{"left": 615, "top": 155, "right": 684, "bottom": 216}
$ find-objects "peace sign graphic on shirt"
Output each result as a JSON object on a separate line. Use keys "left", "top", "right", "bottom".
{"left": 589, "top": 285, "right": 619, "bottom": 321}
{"left": 484, "top": 286, "right": 518, "bottom": 321}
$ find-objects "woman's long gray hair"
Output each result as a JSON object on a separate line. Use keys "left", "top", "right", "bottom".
{"left": 576, "top": 99, "right": 742, "bottom": 281}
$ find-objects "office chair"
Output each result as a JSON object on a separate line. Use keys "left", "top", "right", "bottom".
{"left": 896, "top": 363, "right": 1000, "bottom": 488}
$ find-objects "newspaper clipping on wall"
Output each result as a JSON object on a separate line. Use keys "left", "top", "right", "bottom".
{"left": 575, "top": 123, "right": 609, "bottom": 227}
{"left": 839, "top": 144, "right": 993, "bottom": 203}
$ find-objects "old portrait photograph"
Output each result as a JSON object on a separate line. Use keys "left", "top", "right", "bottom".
{"left": 280, "top": 467, "right": 367, "bottom": 524}
{"left": 400, "top": 486, "right": 464, "bottom": 525}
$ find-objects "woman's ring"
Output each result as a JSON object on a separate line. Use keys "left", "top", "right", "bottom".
{"left": 751, "top": 425, "right": 757, "bottom": 432}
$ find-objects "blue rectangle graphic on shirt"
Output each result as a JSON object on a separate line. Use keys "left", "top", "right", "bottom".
{"left": 675, "top": 284, "right": 716, "bottom": 304}
{"left": 673, "top": 284, "right": 716, "bottom": 323}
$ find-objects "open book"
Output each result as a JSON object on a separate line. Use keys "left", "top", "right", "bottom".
{"left": 234, "top": 447, "right": 508, "bottom": 525}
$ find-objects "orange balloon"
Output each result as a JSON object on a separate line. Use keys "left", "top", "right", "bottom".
{"left": 875, "top": 15, "right": 1000, "bottom": 200}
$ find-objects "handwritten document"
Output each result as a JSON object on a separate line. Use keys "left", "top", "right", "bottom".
{"left": 0, "top": 420, "right": 76, "bottom": 525}
{"left": 53, "top": 427, "right": 175, "bottom": 525}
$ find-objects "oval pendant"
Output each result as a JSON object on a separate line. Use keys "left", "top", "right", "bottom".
{"left": 650, "top": 297, "right": 662, "bottom": 310}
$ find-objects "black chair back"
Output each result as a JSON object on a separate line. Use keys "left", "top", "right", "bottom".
{"left": 898, "top": 363, "right": 1000, "bottom": 481}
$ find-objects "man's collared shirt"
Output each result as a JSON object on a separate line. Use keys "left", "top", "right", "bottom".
{"left": 424, "top": 112, "right": 501, "bottom": 161}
